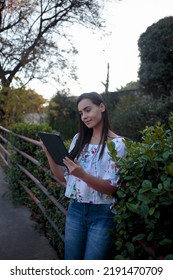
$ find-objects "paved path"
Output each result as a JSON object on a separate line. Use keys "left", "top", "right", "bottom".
{"left": 0, "top": 165, "right": 59, "bottom": 260}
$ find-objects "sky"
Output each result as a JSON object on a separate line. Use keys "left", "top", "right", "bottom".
{"left": 28, "top": 0, "right": 173, "bottom": 100}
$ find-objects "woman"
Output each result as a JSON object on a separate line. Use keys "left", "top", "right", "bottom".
{"left": 43, "top": 92, "right": 126, "bottom": 260}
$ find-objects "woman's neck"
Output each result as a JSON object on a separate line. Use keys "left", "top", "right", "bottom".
{"left": 90, "top": 135, "right": 101, "bottom": 144}
{"left": 91, "top": 130, "right": 117, "bottom": 143}
{"left": 90, "top": 125, "right": 103, "bottom": 144}
{"left": 107, "top": 130, "right": 118, "bottom": 141}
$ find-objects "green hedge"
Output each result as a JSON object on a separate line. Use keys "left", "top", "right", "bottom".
{"left": 108, "top": 112, "right": 173, "bottom": 259}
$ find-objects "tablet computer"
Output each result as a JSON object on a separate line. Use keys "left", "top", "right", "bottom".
{"left": 38, "top": 132, "right": 72, "bottom": 166}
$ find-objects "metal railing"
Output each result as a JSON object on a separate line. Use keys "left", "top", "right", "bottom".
{"left": 0, "top": 125, "right": 67, "bottom": 243}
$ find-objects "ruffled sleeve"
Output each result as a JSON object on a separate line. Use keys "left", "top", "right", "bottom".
{"left": 103, "top": 137, "right": 126, "bottom": 187}
{"left": 69, "top": 133, "right": 79, "bottom": 152}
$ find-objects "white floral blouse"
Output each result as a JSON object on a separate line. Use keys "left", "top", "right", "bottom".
{"left": 64, "top": 134, "right": 126, "bottom": 204}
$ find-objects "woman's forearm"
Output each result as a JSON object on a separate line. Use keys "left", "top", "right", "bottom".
{"left": 63, "top": 157, "right": 116, "bottom": 195}
{"left": 79, "top": 171, "right": 116, "bottom": 195}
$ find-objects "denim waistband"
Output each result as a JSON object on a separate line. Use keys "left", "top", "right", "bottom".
{"left": 69, "top": 198, "right": 117, "bottom": 214}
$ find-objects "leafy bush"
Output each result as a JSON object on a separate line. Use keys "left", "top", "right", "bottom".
{"left": 108, "top": 113, "right": 173, "bottom": 259}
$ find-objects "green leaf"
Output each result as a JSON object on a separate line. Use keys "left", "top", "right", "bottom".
{"left": 117, "top": 189, "right": 127, "bottom": 198}
{"left": 159, "top": 238, "right": 172, "bottom": 246}
{"left": 126, "top": 242, "right": 135, "bottom": 254}
{"left": 147, "top": 232, "right": 154, "bottom": 241}
{"left": 114, "top": 240, "right": 123, "bottom": 249}
{"left": 163, "top": 178, "right": 171, "bottom": 188}
{"left": 154, "top": 210, "right": 160, "bottom": 218}
{"left": 138, "top": 192, "right": 155, "bottom": 204}
{"left": 126, "top": 202, "right": 139, "bottom": 213}
{"left": 115, "top": 215, "right": 122, "bottom": 223}
{"left": 113, "top": 152, "right": 120, "bottom": 161}
{"left": 141, "top": 180, "right": 152, "bottom": 191}
{"left": 162, "top": 151, "right": 170, "bottom": 160}
{"left": 159, "top": 197, "right": 172, "bottom": 206}
{"left": 157, "top": 183, "right": 163, "bottom": 190}
{"left": 125, "top": 175, "right": 134, "bottom": 180}
{"left": 132, "top": 233, "right": 145, "bottom": 242}
{"left": 165, "top": 164, "right": 173, "bottom": 177}
{"left": 149, "top": 207, "right": 155, "bottom": 215}
{"left": 164, "top": 255, "right": 173, "bottom": 260}
{"left": 140, "top": 203, "right": 149, "bottom": 216}
{"left": 107, "top": 141, "right": 115, "bottom": 152}
{"left": 151, "top": 188, "right": 160, "bottom": 194}
{"left": 129, "top": 185, "right": 138, "bottom": 193}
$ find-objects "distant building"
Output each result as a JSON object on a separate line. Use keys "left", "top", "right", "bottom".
{"left": 24, "top": 113, "right": 47, "bottom": 124}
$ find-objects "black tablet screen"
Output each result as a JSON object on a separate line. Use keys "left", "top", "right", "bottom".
{"left": 38, "top": 132, "right": 71, "bottom": 166}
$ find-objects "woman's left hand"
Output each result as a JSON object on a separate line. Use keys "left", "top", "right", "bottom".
{"left": 63, "top": 157, "right": 85, "bottom": 179}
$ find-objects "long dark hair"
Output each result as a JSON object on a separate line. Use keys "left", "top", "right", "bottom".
{"left": 70, "top": 92, "right": 111, "bottom": 160}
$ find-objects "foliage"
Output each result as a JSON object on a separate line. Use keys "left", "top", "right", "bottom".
{"left": 0, "top": 87, "right": 46, "bottom": 127}
{"left": 47, "top": 90, "right": 78, "bottom": 140}
{"left": 116, "top": 80, "right": 140, "bottom": 91}
{"left": 107, "top": 113, "right": 173, "bottom": 259}
{"left": 6, "top": 122, "right": 70, "bottom": 259}
{"left": 138, "top": 16, "right": 173, "bottom": 97}
{"left": 110, "top": 93, "right": 173, "bottom": 141}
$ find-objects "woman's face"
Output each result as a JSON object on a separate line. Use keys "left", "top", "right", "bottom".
{"left": 78, "top": 98, "right": 105, "bottom": 129}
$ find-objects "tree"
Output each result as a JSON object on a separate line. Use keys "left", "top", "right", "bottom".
{"left": 116, "top": 80, "right": 140, "bottom": 91}
{"left": 110, "top": 94, "right": 172, "bottom": 141}
{"left": 0, "top": 87, "right": 46, "bottom": 126}
{"left": 0, "top": 0, "right": 109, "bottom": 123}
{"left": 0, "top": 0, "right": 106, "bottom": 93}
{"left": 138, "top": 16, "right": 173, "bottom": 97}
{"left": 48, "top": 90, "right": 78, "bottom": 140}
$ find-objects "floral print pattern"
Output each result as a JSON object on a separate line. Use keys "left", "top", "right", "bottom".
{"left": 64, "top": 134, "right": 126, "bottom": 204}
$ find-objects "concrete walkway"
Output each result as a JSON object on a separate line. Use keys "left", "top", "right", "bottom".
{"left": 0, "top": 165, "right": 59, "bottom": 260}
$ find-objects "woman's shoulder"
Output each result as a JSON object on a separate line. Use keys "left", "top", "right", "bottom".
{"left": 107, "top": 131, "right": 124, "bottom": 143}
{"left": 107, "top": 131, "right": 126, "bottom": 157}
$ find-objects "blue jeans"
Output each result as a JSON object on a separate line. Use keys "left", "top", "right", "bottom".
{"left": 64, "top": 199, "right": 115, "bottom": 260}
